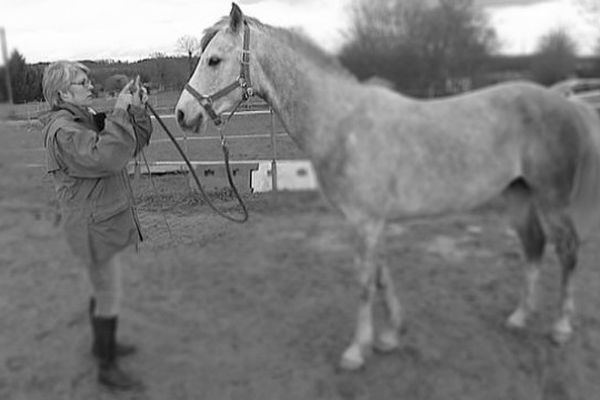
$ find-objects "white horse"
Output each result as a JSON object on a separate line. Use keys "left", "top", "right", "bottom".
{"left": 175, "top": 3, "right": 600, "bottom": 370}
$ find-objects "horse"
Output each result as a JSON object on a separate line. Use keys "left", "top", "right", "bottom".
{"left": 175, "top": 3, "right": 600, "bottom": 370}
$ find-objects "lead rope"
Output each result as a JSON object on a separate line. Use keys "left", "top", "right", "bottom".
{"left": 139, "top": 149, "right": 175, "bottom": 243}
{"left": 145, "top": 103, "right": 249, "bottom": 223}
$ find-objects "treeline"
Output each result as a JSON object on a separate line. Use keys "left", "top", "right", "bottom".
{"left": 85, "top": 55, "right": 193, "bottom": 94}
{"left": 0, "top": 51, "right": 194, "bottom": 104}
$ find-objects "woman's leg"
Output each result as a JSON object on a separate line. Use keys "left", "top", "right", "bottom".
{"left": 87, "top": 247, "right": 141, "bottom": 391}
{"left": 88, "top": 248, "right": 126, "bottom": 317}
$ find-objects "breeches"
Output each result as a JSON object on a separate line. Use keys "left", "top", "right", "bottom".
{"left": 86, "top": 246, "right": 132, "bottom": 316}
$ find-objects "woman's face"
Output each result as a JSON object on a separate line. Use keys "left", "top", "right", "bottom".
{"left": 60, "top": 70, "right": 93, "bottom": 107}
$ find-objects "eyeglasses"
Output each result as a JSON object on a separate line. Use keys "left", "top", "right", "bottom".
{"left": 70, "top": 78, "right": 92, "bottom": 87}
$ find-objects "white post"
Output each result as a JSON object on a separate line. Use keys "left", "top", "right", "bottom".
{"left": 182, "top": 124, "right": 193, "bottom": 192}
{"left": 269, "top": 107, "right": 278, "bottom": 191}
{"left": 0, "top": 27, "right": 13, "bottom": 104}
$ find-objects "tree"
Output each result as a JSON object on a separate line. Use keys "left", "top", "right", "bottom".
{"left": 339, "top": 0, "right": 421, "bottom": 90}
{"left": 148, "top": 52, "right": 170, "bottom": 91}
{"left": 531, "top": 28, "right": 578, "bottom": 85}
{"left": 0, "top": 64, "right": 8, "bottom": 102}
{"left": 176, "top": 35, "right": 200, "bottom": 76}
{"left": 5, "top": 50, "right": 43, "bottom": 103}
{"left": 339, "top": 0, "right": 497, "bottom": 96}
{"left": 104, "top": 74, "right": 130, "bottom": 96}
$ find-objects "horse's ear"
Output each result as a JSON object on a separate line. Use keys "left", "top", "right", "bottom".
{"left": 230, "top": 2, "right": 243, "bottom": 32}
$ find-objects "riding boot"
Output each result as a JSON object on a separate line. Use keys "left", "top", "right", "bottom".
{"left": 89, "top": 298, "right": 137, "bottom": 358}
{"left": 92, "top": 316, "right": 143, "bottom": 391}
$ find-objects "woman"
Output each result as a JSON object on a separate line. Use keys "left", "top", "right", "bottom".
{"left": 40, "top": 61, "right": 152, "bottom": 391}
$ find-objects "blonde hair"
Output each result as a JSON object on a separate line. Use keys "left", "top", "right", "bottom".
{"left": 42, "top": 61, "right": 90, "bottom": 108}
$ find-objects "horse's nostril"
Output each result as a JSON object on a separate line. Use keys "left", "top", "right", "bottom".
{"left": 176, "top": 109, "right": 185, "bottom": 125}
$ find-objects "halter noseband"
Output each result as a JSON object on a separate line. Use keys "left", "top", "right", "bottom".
{"left": 184, "top": 21, "right": 254, "bottom": 126}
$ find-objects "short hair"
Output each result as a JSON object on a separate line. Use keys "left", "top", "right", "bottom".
{"left": 42, "top": 61, "right": 90, "bottom": 108}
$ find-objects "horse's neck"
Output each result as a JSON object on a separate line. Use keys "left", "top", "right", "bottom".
{"left": 253, "top": 36, "right": 355, "bottom": 153}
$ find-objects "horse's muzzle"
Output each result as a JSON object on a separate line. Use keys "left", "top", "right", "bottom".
{"left": 176, "top": 109, "right": 203, "bottom": 133}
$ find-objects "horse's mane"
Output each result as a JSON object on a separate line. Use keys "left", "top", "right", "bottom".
{"left": 200, "top": 17, "right": 227, "bottom": 52}
{"left": 201, "top": 16, "right": 355, "bottom": 79}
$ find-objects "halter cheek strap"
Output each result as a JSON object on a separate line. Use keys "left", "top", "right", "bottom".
{"left": 184, "top": 21, "right": 254, "bottom": 126}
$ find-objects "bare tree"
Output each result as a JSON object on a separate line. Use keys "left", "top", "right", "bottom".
{"left": 412, "top": 0, "right": 498, "bottom": 94}
{"left": 531, "top": 28, "right": 578, "bottom": 85}
{"left": 176, "top": 35, "right": 201, "bottom": 76}
{"left": 339, "top": 0, "right": 497, "bottom": 96}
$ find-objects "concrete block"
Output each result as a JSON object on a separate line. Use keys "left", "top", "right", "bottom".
{"left": 252, "top": 160, "right": 318, "bottom": 192}
{"left": 190, "top": 162, "right": 259, "bottom": 194}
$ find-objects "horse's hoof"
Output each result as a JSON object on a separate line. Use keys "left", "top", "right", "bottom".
{"left": 374, "top": 331, "right": 399, "bottom": 353}
{"left": 506, "top": 310, "right": 527, "bottom": 329}
{"left": 339, "top": 347, "right": 365, "bottom": 371}
{"left": 551, "top": 321, "right": 573, "bottom": 345}
{"left": 551, "top": 330, "right": 572, "bottom": 345}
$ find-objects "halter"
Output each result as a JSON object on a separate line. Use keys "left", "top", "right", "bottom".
{"left": 184, "top": 21, "right": 254, "bottom": 126}
{"left": 171, "top": 20, "right": 253, "bottom": 223}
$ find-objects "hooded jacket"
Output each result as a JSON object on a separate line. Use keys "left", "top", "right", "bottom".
{"left": 41, "top": 103, "right": 152, "bottom": 265}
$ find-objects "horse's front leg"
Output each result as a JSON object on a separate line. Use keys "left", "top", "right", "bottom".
{"left": 340, "top": 220, "right": 384, "bottom": 370}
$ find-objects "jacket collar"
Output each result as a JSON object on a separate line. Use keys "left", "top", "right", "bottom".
{"left": 53, "top": 103, "right": 97, "bottom": 130}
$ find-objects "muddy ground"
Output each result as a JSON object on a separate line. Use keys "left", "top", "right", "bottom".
{"left": 2, "top": 124, "right": 600, "bottom": 400}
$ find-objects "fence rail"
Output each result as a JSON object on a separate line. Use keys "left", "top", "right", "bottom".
{"left": 3, "top": 90, "right": 269, "bottom": 121}
{"left": 1, "top": 100, "right": 293, "bottom": 192}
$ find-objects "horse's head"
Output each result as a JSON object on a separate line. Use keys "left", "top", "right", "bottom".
{"left": 176, "top": 3, "right": 252, "bottom": 132}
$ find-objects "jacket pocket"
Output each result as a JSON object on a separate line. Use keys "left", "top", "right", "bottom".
{"left": 91, "top": 199, "right": 131, "bottom": 223}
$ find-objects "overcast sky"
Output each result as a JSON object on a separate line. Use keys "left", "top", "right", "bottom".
{"left": 0, "top": 0, "right": 597, "bottom": 65}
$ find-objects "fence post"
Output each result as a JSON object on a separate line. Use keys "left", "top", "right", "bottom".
{"left": 269, "top": 107, "right": 278, "bottom": 192}
{"left": 182, "top": 127, "right": 194, "bottom": 193}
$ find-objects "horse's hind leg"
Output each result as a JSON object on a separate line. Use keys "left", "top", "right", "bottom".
{"left": 340, "top": 219, "right": 384, "bottom": 370}
{"left": 547, "top": 213, "right": 580, "bottom": 344}
{"left": 506, "top": 187, "right": 546, "bottom": 329}
{"left": 374, "top": 262, "right": 402, "bottom": 353}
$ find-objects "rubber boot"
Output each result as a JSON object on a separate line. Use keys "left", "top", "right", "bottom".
{"left": 92, "top": 316, "right": 143, "bottom": 391}
{"left": 89, "top": 298, "right": 136, "bottom": 358}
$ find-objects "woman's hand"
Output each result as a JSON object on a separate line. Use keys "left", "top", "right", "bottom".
{"left": 131, "top": 76, "right": 148, "bottom": 108}
{"left": 114, "top": 80, "right": 134, "bottom": 110}
{"left": 114, "top": 76, "right": 148, "bottom": 110}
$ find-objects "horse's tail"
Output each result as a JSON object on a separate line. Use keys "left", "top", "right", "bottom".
{"left": 568, "top": 102, "right": 600, "bottom": 237}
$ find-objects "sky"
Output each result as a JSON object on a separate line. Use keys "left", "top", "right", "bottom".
{"left": 0, "top": 0, "right": 598, "bottom": 66}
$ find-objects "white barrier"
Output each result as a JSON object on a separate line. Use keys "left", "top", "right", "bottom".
{"left": 24, "top": 158, "right": 318, "bottom": 192}
{"left": 251, "top": 160, "right": 318, "bottom": 192}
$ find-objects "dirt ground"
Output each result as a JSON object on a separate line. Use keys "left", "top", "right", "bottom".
{"left": 2, "top": 129, "right": 600, "bottom": 400}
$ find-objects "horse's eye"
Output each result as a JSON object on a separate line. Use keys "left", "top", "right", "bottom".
{"left": 208, "top": 56, "right": 221, "bottom": 67}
